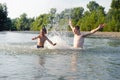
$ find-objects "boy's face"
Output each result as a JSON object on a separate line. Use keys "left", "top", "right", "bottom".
{"left": 40, "top": 29, "right": 47, "bottom": 34}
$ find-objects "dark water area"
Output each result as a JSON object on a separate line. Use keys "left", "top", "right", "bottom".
{"left": 0, "top": 31, "right": 120, "bottom": 80}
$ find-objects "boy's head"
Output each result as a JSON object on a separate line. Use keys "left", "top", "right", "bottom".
{"left": 40, "top": 27, "right": 47, "bottom": 34}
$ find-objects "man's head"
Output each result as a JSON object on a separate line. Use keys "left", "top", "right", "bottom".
{"left": 74, "top": 26, "right": 80, "bottom": 34}
{"left": 74, "top": 26, "right": 80, "bottom": 30}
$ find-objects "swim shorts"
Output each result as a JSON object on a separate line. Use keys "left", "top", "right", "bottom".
{"left": 37, "top": 45, "right": 44, "bottom": 48}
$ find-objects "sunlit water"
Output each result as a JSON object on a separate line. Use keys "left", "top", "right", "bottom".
{"left": 0, "top": 31, "right": 120, "bottom": 80}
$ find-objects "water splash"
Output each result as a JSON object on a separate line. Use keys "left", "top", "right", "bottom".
{"left": 45, "top": 9, "right": 72, "bottom": 49}
{"left": 45, "top": 35, "right": 71, "bottom": 49}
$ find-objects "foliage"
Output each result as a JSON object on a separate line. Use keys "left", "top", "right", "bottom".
{"left": 0, "top": 3, "right": 8, "bottom": 31}
{"left": 0, "top": 0, "right": 120, "bottom": 32}
{"left": 11, "top": 13, "right": 34, "bottom": 31}
{"left": 105, "top": 0, "right": 120, "bottom": 32}
{"left": 79, "top": 1, "right": 105, "bottom": 31}
{"left": 30, "top": 14, "right": 49, "bottom": 31}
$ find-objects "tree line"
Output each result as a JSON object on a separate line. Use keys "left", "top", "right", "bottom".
{"left": 0, "top": 0, "right": 120, "bottom": 32}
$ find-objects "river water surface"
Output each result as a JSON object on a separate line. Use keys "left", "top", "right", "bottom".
{"left": 0, "top": 31, "right": 120, "bottom": 80}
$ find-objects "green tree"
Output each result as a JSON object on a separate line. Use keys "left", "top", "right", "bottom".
{"left": 11, "top": 19, "right": 17, "bottom": 31}
{"left": 87, "top": 1, "right": 99, "bottom": 12}
{"left": 0, "top": 3, "right": 8, "bottom": 31}
{"left": 5, "top": 17, "right": 12, "bottom": 30}
{"left": 49, "top": 8, "right": 57, "bottom": 28}
{"left": 14, "top": 13, "right": 33, "bottom": 31}
{"left": 106, "top": 0, "right": 120, "bottom": 32}
{"left": 31, "top": 14, "right": 49, "bottom": 30}
{"left": 71, "top": 7, "right": 84, "bottom": 25}
{"left": 19, "top": 13, "right": 28, "bottom": 30}
{"left": 80, "top": 1, "right": 105, "bottom": 31}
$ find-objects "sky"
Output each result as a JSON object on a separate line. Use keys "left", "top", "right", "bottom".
{"left": 0, "top": 0, "right": 112, "bottom": 19}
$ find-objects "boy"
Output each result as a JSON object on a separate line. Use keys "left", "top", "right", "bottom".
{"left": 32, "top": 27, "right": 56, "bottom": 48}
{"left": 69, "top": 20, "right": 105, "bottom": 49}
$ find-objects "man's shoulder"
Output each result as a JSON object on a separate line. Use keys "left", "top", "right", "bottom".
{"left": 76, "top": 33, "right": 86, "bottom": 37}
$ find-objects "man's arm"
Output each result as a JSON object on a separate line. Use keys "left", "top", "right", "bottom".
{"left": 69, "top": 19, "right": 74, "bottom": 32}
{"left": 82, "top": 24, "right": 105, "bottom": 37}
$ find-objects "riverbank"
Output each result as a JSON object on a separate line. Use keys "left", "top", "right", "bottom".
{"left": 91, "top": 32, "right": 120, "bottom": 39}
{"left": 0, "top": 31, "right": 120, "bottom": 39}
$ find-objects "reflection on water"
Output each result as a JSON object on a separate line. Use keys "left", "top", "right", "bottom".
{"left": 0, "top": 31, "right": 120, "bottom": 80}
{"left": 71, "top": 53, "right": 77, "bottom": 72}
{"left": 108, "top": 39, "right": 120, "bottom": 47}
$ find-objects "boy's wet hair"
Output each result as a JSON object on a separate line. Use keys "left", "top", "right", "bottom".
{"left": 42, "top": 27, "right": 47, "bottom": 34}
{"left": 75, "top": 26, "right": 80, "bottom": 30}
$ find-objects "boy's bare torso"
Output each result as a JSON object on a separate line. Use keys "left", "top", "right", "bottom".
{"left": 37, "top": 35, "right": 47, "bottom": 47}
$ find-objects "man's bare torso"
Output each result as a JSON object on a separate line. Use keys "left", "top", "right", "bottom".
{"left": 73, "top": 34, "right": 84, "bottom": 48}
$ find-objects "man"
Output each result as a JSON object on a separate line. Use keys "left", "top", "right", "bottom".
{"left": 69, "top": 19, "right": 105, "bottom": 49}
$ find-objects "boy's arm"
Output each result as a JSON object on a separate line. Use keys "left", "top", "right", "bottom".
{"left": 32, "top": 35, "right": 39, "bottom": 40}
{"left": 69, "top": 19, "right": 74, "bottom": 31}
{"left": 82, "top": 24, "right": 105, "bottom": 37}
{"left": 46, "top": 37, "right": 56, "bottom": 46}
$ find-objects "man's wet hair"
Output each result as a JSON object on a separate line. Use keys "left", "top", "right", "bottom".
{"left": 75, "top": 26, "right": 80, "bottom": 30}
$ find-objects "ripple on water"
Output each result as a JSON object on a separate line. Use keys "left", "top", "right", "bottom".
{"left": 0, "top": 32, "right": 120, "bottom": 80}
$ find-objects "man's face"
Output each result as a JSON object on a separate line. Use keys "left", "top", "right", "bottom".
{"left": 74, "top": 28, "right": 79, "bottom": 34}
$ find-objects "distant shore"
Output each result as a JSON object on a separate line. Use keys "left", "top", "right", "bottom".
{"left": 90, "top": 32, "right": 120, "bottom": 39}
{"left": 0, "top": 31, "right": 120, "bottom": 39}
